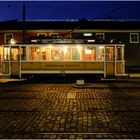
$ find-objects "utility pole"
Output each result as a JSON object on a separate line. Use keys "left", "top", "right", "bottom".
{"left": 22, "top": 1, "right": 26, "bottom": 43}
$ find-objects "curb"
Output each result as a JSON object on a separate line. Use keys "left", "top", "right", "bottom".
{"left": 129, "top": 74, "right": 140, "bottom": 78}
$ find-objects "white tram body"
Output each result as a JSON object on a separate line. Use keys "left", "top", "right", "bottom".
{"left": 1, "top": 43, "right": 125, "bottom": 78}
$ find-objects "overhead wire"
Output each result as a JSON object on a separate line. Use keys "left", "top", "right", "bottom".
{"left": 65, "top": 4, "right": 126, "bottom": 35}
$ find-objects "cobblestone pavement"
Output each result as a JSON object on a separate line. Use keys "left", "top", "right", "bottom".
{"left": 0, "top": 78, "right": 140, "bottom": 139}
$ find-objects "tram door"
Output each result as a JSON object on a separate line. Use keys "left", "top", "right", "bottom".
{"left": 10, "top": 46, "right": 21, "bottom": 78}
{"left": 115, "top": 46, "right": 125, "bottom": 75}
{"left": 105, "top": 46, "right": 115, "bottom": 76}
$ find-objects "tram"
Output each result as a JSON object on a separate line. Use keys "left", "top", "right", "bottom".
{"left": 1, "top": 41, "right": 125, "bottom": 78}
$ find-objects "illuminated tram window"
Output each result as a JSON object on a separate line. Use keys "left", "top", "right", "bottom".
{"left": 27, "top": 45, "right": 120, "bottom": 62}
{"left": 85, "top": 46, "right": 96, "bottom": 60}
{"left": 106, "top": 47, "right": 114, "bottom": 61}
{"left": 98, "top": 46, "right": 104, "bottom": 61}
{"left": 41, "top": 47, "right": 51, "bottom": 60}
{"left": 29, "top": 46, "right": 40, "bottom": 60}
{"left": 72, "top": 48, "right": 80, "bottom": 60}
{"left": 3, "top": 47, "right": 10, "bottom": 61}
{"left": 11, "top": 47, "right": 19, "bottom": 61}
{"left": 71, "top": 45, "right": 84, "bottom": 61}
{"left": 51, "top": 46, "right": 63, "bottom": 61}
{"left": 63, "top": 46, "right": 71, "bottom": 61}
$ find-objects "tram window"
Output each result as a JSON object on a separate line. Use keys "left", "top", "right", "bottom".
{"left": 85, "top": 46, "right": 96, "bottom": 60}
{"left": 29, "top": 46, "right": 40, "bottom": 60}
{"left": 11, "top": 47, "right": 19, "bottom": 61}
{"left": 98, "top": 47, "right": 104, "bottom": 61}
{"left": 41, "top": 47, "right": 51, "bottom": 60}
{"left": 3, "top": 46, "right": 10, "bottom": 61}
{"left": 72, "top": 47, "right": 83, "bottom": 60}
{"left": 21, "top": 46, "right": 26, "bottom": 60}
{"left": 63, "top": 47, "right": 71, "bottom": 61}
{"left": 116, "top": 47, "right": 122, "bottom": 60}
{"left": 106, "top": 47, "right": 114, "bottom": 61}
{"left": 51, "top": 47, "right": 63, "bottom": 60}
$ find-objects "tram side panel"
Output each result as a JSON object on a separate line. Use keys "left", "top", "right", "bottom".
{"left": 11, "top": 62, "right": 20, "bottom": 75}
{"left": 116, "top": 62, "right": 125, "bottom": 74}
{"left": 85, "top": 62, "right": 104, "bottom": 70}
{"left": 106, "top": 62, "right": 115, "bottom": 75}
{"left": 21, "top": 62, "right": 104, "bottom": 74}
{"left": 2, "top": 62, "right": 9, "bottom": 74}
{"left": 3, "top": 61, "right": 125, "bottom": 77}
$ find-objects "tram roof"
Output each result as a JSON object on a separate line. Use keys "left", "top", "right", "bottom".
{"left": 0, "top": 20, "right": 140, "bottom": 30}
{"left": 2, "top": 44, "right": 125, "bottom": 46}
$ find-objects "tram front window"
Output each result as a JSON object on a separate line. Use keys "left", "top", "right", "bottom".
{"left": 11, "top": 47, "right": 19, "bottom": 61}
{"left": 3, "top": 46, "right": 10, "bottom": 61}
{"left": 116, "top": 47, "right": 122, "bottom": 60}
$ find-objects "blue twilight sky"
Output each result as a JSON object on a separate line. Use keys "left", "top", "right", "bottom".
{"left": 0, "top": 1, "right": 140, "bottom": 21}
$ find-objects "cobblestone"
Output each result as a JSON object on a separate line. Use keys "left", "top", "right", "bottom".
{"left": 0, "top": 78, "right": 140, "bottom": 138}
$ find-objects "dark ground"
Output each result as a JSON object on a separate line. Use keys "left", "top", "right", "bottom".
{"left": 0, "top": 77, "right": 140, "bottom": 139}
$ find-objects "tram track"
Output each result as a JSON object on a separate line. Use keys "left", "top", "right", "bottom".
{"left": 0, "top": 86, "right": 139, "bottom": 90}
{"left": 0, "top": 131, "right": 139, "bottom": 139}
{"left": 0, "top": 96, "right": 140, "bottom": 99}
{"left": 0, "top": 133, "right": 139, "bottom": 139}
{"left": 0, "top": 109, "right": 140, "bottom": 112}
{"left": 0, "top": 131, "right": 140, "bottom": 135}
{"left": 1, "top": 86, "right": 140, "bottom": 91}
{"left": 0, "top": 129, "right": 139, "bottom": 135}
{"left": 0, "top": 90, "right": 140, "bottom": 100}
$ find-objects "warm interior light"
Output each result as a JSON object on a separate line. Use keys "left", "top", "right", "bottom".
{"left": 37, "top": 48, "right": 40, "bottom": 52}
{"left": 31, "top": 40, "right": 37, "bottom": 43}
{"left": 88, "top": 40, "right": 95, "bottom": 43}
{"left": 41, "top": 47, "right": 46, "bottom": 52}
{"left": 76, "top": 45, "right": 82, "bottom": 52}
{"left": 85, "top": 49, "right": 92, "bottom": 54}
{"left": 48, "top": 45, "right": 52, "bottom": 49}
{"left": 64, "top": 46, "right": 68, "bottom": 54}
{"left": 99, "top": 46, "right": 104, "bottom": 49}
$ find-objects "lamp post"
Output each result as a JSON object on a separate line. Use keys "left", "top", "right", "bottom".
{"left": 10, "top": 39, "right": 16, "bottom": 45}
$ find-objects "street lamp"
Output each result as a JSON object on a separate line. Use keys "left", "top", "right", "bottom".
{"left": 10, "top": 39, "right": 16, "bottom": 45}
